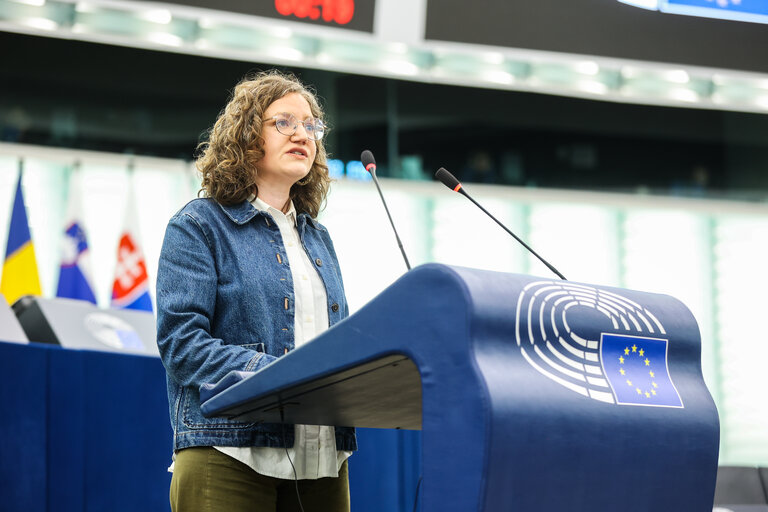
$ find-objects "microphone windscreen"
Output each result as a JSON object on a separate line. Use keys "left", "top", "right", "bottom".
{"left": 435, "top": 167, "right": 461, "bottom": 191}
{"left": 361, "top": 150, "right": 376, "bottom": 172}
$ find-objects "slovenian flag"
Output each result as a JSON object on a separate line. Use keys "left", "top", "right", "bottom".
{"left": 1, "top": 168, "right": 42, "bottom": 305}
{"left": 56, "top": 168, "right": 97, "bottom": 304}
{"left": 111, "top": 181, "right": 153, "bottom": 312}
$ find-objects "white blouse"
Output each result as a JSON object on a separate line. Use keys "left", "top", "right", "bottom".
{"left": 214, "top": 196, "right": 351, "bottom": 480}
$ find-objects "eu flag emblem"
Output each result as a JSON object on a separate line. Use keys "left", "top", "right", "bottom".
{"left": 600, "top": 334, "right": 683, "bottom": 408}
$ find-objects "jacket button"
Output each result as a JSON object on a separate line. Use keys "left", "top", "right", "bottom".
{"left": 315, "top": 258, "right": 322, "bottom": 267}
{"left": 331, "top": 303, "right": 339, "bottom": 312}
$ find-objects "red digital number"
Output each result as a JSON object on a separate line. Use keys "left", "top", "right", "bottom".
{"left": 274, "top": 0, "right": 354, "bottom": 25}
{"left": 293, "top": 0, "right": 320, "bottom": 20}
{"left": 323, "top": 0, "right": 354, "bottom": 24}
{"left": 275, "top": 0, "right": 293, "bottom": 16}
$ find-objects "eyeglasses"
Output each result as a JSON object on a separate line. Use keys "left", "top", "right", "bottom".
{"left": 263, "top": 113, "right": 325, "bottom": 141}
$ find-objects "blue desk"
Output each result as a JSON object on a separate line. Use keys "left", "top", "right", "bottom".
{"left": 0, "top": 341, "right": 420, "bottom": 511}
{"left": 0, "top": 341, "right": 171, "bottom": 512}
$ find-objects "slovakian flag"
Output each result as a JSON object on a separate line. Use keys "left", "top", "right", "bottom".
{"left": 111, "top": 183, "right": 153, "bottom": 312}
{"left": 56, "top": 169, "right": 97, "bottom": 304}
{"left": 1, "top": 168, "right": 42, "bottom": 305}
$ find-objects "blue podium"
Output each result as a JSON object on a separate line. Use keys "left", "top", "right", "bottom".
{"left": 201, "top": 264, "right": 719, "bottom": 511}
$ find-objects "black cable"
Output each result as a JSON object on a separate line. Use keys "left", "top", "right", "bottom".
{"left": 280, "top": 407, "right": 305, "bottom": 512}
{"left": 412, "top": 475, "right": 423, "bottom": 512}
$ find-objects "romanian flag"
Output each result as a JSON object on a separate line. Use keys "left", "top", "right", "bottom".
{"left": 1, "top": 171, "right": 42, "bottom": 304}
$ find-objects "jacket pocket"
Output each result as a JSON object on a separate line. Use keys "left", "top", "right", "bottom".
{"left": 242, "top": 342, "right": 265, "bottom": 353}
{"left": 179, "top": 387, "right": 257, "bottom": 429}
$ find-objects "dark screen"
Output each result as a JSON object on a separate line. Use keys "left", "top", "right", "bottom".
{"left": 425, "top": 0, "right": 768, "bottom": 74}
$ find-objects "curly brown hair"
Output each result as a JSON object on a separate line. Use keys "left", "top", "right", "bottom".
{"left": 197, "top": 70, "right": 330, "bottom": 218}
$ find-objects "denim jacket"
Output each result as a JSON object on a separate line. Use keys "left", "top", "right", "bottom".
{"left": 156, "top": 198, "right": 356, "bottom": 452}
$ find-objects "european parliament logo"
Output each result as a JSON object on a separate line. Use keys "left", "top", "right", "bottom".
{"left": 600, "top": 334, "right": 683, "bottom": 408}
{"left": 514, "top": 280, "right": 684, "bottom": 408}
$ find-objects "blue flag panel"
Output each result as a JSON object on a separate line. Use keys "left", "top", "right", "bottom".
{"left": 6, "top": 174, "right": 33, "bottom": 257}
{"left": 56, "top": 222, "right": 97, "bottom": 304}
{"left": 665, "top": 0, "right": 768, "bottom": 16}
{"left": 601, "top": 334, "right": 683, "bottom": 408}
{"left": 662, "top": 0, "right": 768, "bottom": 23}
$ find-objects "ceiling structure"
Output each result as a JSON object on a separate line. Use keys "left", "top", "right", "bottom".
{"left": 0, "top": 0, "right": 766, "bottom": 115}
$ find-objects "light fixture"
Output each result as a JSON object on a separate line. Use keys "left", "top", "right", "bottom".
{"left": 381, "top": 59, "right": 420, "bottom": 76}
{"left": 197, "top": 17, "right": 217, "bottom": 30}
{"left": 145, "top": 32, "right": 183, "bottom": 47}
{"left": 10, "top": 0, "right": 46, "bottom": 6}
{"left": 74, "top": 2, "right": 96, "bottom": 14}
{"left": 139, "top": 9, "right": 172, "bottom": 25}
{"left": 482, "top": 70, "right": 515, "bottom": 85}
{"left": 574, "top": 61, "right": 600, "bottom": 76}
{"left": 663, "top": 69, "right": 691, "bottom": 84}
{"left": 481, "top": 51, "right": 505, "bottom": 65}
{"left": 269, "top": 26, "right": 293, "bottom": 39}
{"left": 267, "top": 46, "right": 304, "bottom": 62}
{"left": 668, "top": 88, "right": 699, "bottom": 102}
{"left": 20, "top": 16, "right": 57, "bottom": 30}
{"left": 755, "top": 95, "right": 768, "bottom": 110}
{"left": 577, "top": 80, "right": 608, "bottom": 95}
{"left": 387, "top": 42, "right": 409, "bottom": 55}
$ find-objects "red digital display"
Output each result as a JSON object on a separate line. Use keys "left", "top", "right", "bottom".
{"left": 275, "top": 0, "right": 355, "bottom": 25}
{"left": 129, "top": 0, "right": 373, "bottom": 32}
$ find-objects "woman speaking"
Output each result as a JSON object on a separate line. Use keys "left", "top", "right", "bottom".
{"left": 156, "top": 71, "right": 354, "bottom": 512}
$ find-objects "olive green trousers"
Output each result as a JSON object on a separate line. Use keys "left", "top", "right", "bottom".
{"left": 170, "top": 447, "right": 350, "bottom": 512}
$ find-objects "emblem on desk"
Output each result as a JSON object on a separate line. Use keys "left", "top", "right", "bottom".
{"left": 84, "top": 312, "right": 145, "bottom": 352}
{"left": 514, "top": 281, "right": 683, "bottom": 408}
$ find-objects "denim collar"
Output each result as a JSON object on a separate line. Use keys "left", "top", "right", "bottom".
{"left": 217, "top": 200, "right": 321, "bottom": 232}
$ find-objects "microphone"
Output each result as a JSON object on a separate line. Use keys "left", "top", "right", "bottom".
{"left": 435, "top": 167, "right": 567, "bottom": 281}
{"left": 361, "top": 150, "right": 411, "bottom": 271}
